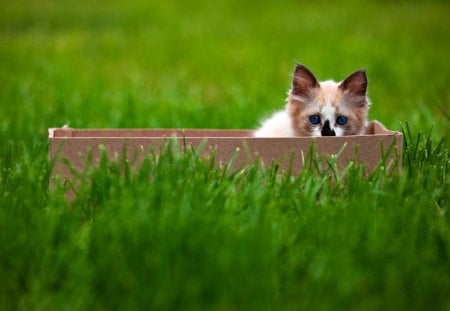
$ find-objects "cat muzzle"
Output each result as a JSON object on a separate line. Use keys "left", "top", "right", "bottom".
{"left": 321, "top": 120, "right": 336, "bottom": 136}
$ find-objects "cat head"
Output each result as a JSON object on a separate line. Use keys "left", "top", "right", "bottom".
{"left": 287, "top": 64, "right": 370, "bottom": 136}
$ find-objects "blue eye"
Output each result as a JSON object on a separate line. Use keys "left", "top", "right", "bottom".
{"left": 309, "top": 115, "right": 321, "bottom": 125}
{"left": 336, "top": 116, "right": 348, "bottom": 126}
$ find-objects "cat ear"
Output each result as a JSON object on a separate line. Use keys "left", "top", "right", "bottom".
{"left": 292, "top": 64, "right": 319, "bottom": 96}
{"left": 339, "top": 69, "right": 367, "bottom": 96}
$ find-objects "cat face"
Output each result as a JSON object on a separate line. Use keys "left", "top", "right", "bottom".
{"left": 287, "top": 65, "right": 370, "bottom": 136}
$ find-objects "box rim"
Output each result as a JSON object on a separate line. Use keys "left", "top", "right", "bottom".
{"left": 48, "top": 121, "right": 402, "bottom": 139}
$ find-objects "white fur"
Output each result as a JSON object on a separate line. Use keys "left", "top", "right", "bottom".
{"left": 254, "top": 110, "right": 294, "bottom": 137}
{"left": 311, "top": 128, "right": 321, "bottom": 136}
{"left": 321, "top": 103, "right": 336, "bottom": 125}
{"left": 334, "top": 127, "right": 344, "bottom": 136}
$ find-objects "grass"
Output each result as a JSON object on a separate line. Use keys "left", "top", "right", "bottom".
{"left": 0, "top": 0, "right": 449, "bottom": 309}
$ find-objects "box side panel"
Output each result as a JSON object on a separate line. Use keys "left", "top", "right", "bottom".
{"left": 396, "top": 133, "right": 403, "bottom": 170}
{"left": 49, "top": 138, "right": 74, "bottom": 191}
{"left": 247, "top": 135, "right": 401, "bottom": 173}
{"left": 50, "top": 134, "right": 403, "bottom": 189}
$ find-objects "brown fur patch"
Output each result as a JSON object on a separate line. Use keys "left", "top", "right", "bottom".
{"left": 292, "top": 64, "right": 320, "bottom": 97}
{"left": 339, "top": 69, "right": 368, "bottom": 97}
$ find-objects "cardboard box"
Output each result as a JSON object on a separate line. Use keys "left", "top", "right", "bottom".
{"left": 49, "top": 121, "right": 402, "bottom": 185}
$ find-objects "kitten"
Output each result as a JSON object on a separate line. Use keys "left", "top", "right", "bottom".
{"left": 254, "top": 64, "right": 370, "bottom": 137}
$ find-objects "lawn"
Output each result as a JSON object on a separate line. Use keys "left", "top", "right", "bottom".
{"left": 0, "top": 0, "right": 449, "bottom": 310}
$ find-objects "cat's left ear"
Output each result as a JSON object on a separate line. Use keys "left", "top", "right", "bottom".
{"left": 339, "top": 69, "right": 367, "bottom": 96}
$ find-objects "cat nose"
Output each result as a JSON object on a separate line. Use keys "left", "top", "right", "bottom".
{"left": 321, "top": 120, "right": 336, "bottom": 136}
{"left": 321, "top": 129, "right": 336, "bottom": 136}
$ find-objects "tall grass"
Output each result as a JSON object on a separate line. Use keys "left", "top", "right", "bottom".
{"left": 0, "top": 0, "right": 449, "bottom": 309}
{"left": 1, "top": 127, "right": 448, "bottom": 310}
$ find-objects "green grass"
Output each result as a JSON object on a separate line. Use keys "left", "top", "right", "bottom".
{"left": 1, "top": 0, "right": 449, "bottom": 309}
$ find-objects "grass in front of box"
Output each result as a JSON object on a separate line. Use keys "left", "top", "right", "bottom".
{"left": 0, "top": 0, "right": 449, "bottom": 309}
{"left": 1, "top": 129, "right": 449, "bottom": 310}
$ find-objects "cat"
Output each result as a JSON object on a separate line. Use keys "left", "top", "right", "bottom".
{"left": 254, "top": 64, "right": 370, "bottom": 137}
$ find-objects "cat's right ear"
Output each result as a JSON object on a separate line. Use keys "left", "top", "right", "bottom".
{"left": 292, "top": 64, "right": 319, "bottom": 96}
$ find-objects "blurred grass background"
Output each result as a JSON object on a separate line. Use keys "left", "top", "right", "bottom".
{"left": 0, "top": 0, "right": 449, "bottom": 310}
{"left": 1, "top": 0, "right": 449, "bottom": 140}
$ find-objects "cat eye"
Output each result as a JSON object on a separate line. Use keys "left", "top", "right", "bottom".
{"left": 336, "top": 116, "right": 348, "bottom": 126}
{"left": 309, "top": 115, "right": 321, "bottom": 125}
